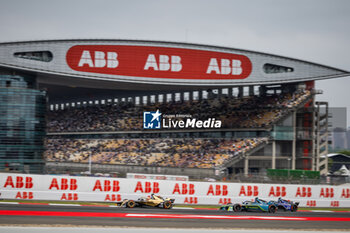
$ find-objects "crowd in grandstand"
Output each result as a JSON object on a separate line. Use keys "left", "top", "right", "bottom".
{"left": 47, "top": 89, "right": 311, "bottom": 132}
{"left": 45, "top": 138, "right": 268, "bottom": 168}
{"left": 44, "top": 89, "right": 310, "bottom": 169}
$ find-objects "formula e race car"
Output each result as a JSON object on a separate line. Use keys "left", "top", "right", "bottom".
{"left": 220, "top": 197, "right": 277, "bottom": 213}
{"left": 116, "top": 194, "right": 175, "bottom": 209}
{"left": 272, "top": 197, "right": 299, "bottom": 212}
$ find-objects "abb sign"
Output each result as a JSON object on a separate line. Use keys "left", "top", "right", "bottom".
{"left": 93, "top": 180, "right": 120, "bottom": 192}
{"left": 15, "top": 192, "right": 33, "bottom": 199}
{"left": 1, "top": 173, "right": 350, "bottom": 207}
{"left": 320, "top": 188, "right": 334, "bottom": 198}
{"left": 4, "top": 176, "right": 33, "bottom": 189}
{"left": 49, "top": 178, "right": 77, "bottom": 190}
{"left": 172, "top": 183, "right": 195, "bottom": 195}
{"left": 239, "top": 185, "right": 259, "bottom": 196}
{"left": 66, "top": 45, "right": 252, "bottom": 80}
{"left": 295, "top": 187, "right": 312, "bottom": 197}
{"left": 134, "top": 181, "right": 160, "bottom": 193}
{"left": 268, "top": 186, "right": 286, "bottom": 197}
{"left": 207, "top": 184, "right": 228, "bottom": 196}
{"left": 341, "top": 188, "right": 350, "bottom": 198}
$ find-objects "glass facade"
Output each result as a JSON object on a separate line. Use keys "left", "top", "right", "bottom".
{"left": 0, "top": 75, "right": 46, "bottom": 173}
{"left": 14, "top": 51, "right": 53, "bottom": 62}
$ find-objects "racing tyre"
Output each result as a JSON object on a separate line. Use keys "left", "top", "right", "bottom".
{"left": 291, "top": 205, "right": 298, "bottom": 212}
{"left": 268, "top": 205, "right": 276, "bottom": 213}
{"left": 163, "top": 201, "right": 173, "bottom": 209}
{"left": 126, "top": 200, "right": 136, "bottom": 208}
{"left": 233, "top": 204, "right": 241, "bottom": 212}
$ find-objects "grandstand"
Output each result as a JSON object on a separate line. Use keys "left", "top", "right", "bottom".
{"left": 43, "top": 84, "right": 319, "bottom": 178}
{"left": 46, "top": 89, "right": 311, "bottom": 132}
{"left": 0, "top": 39, "right": 349, "bottom": 180}
{"left": 45, "top": 138, "right": 268, "bottom": 168}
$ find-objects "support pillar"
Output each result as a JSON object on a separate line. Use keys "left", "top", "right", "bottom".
{"left": 311, "top": 107, "right": 316, "bottom": 171}
{"left": 218, "top": 88, "right": 223, "bottom": 98}
{"left": 238, "top": 86, "right": 243, "bottom": 98}
{"left": 228, "top": 87, "right": 233, "bottom": 97}
{"left": 198, "top": 90, "right": 202, "bottom": 101}
{"left": 189, "top": 91, "right": 193, "bottom": 102}
{"left": 260, "top": 85, "right": 266, "bottom": 97}
{"left": 180, "top": 92, "right": 184, "bottom": 102}
{"left": 292, "top": 111, "right": 296, "bottom": 170}
{"left": 249, "top": 86, "right": 254, "bottom": 96}
{"left": 244, "top": 156, "right": 249, "bottom": 176}
{"left": 272, "top": 141, "right": 276, "bottom": 169}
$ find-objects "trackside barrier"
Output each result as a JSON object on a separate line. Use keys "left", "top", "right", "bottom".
{"left": 126, "top": 173, "right": 188, "bottom": 181}
{"left": 0, "top": 173, "right": 350, "bottom": 207}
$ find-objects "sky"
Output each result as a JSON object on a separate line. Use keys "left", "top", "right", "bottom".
{"left": 0, "top": 0, "right": 349, "bottom": 126}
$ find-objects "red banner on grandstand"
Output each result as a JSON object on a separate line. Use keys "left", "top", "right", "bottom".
{"left": 66, "top": 45, "right": 252, "bottom": 80}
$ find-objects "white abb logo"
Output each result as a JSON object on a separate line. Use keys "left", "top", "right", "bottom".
{"left": 75, "top": 50, "right": 244, "bottom": 77}
{"left": 78, "top": 50, "right": 119, "bottom": 68}
{"left": 144, "top": 54, "right": 182, "bottom": 72}
{"left": 77, "top": 51, "right": 183, "bottom": 72}
{"left": 207, "top": 58, "right": 242, "bottom": 75}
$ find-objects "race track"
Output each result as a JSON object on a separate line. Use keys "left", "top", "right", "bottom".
{"left": 0, "top": 203, "right": 350, "bottom": 230}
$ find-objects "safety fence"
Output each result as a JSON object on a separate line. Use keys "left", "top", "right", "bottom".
{"left": 0, "top": 172, "right": 349, "bottom": 207}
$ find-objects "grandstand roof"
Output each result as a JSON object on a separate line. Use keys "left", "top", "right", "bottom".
{"left": 325, "top": 153, "right": 350, "bottom": 159}
{"left": 0, "top": 39, "right": 349, "bottom": 91}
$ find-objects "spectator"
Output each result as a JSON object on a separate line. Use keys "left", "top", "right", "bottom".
{"left": 45, "top": 138, "right": 268, "bottom": 169}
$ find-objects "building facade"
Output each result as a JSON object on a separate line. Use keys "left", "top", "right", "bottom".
{"left": 0, "top": 40, "right": 349, "bottom": 175}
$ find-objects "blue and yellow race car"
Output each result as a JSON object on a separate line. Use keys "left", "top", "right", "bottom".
{"left": 220, "top": 197, "right": 277, "bottom": 213}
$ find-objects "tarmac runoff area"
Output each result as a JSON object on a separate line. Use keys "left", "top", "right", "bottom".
{"left": 0, "top": 203, "right": 349, "bottom": 231}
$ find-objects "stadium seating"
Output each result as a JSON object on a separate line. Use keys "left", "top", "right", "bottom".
{"left": 44, "top": 89, "right": 310, "bottom": 169}
{"left": 44, "top": 138, "right": 268, "bottom": 168}
{"left": 47, "top": 90, "right": 311, "bottom": 132}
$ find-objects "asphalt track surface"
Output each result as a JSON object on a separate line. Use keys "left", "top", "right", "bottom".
{"left": 0, "top": 204, "right": 350, "bottom": 230}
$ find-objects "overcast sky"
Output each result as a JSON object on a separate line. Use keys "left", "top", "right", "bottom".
{"left": 1, "top": 0, "right": 349, "bottom": 126}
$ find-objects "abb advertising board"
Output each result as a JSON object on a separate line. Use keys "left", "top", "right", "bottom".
{"left": 1, "top": 173, "right": 349, "bottom": 207}
{"left": 66, "top": 45, "right": 252, "bottom": 80}
{"left": 126, "top": 173, "right": 188, "bottom": 181}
